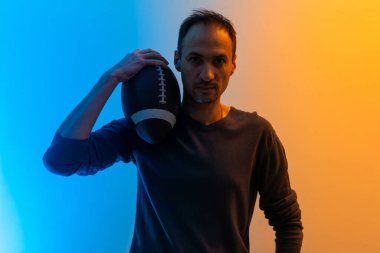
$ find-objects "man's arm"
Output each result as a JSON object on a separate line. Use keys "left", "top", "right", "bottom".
{"left": 255, "top": 120, "right": 304, "bottom": 252}
{"left": 43, "top": 49, "right": 169, "bottom": 175}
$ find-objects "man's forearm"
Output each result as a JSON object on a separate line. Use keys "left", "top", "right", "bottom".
{"left": 58, "top": 72, "right": 119, "bottom": 140}
{"left": 275, "top": 226, "right": 303, "bottom": 253}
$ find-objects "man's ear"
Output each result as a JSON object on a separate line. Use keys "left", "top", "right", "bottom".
{"left": 231, "top": 53, "right": 237, "bottom": 75}
{"left": 174, "top": 50, "right": 181, "bottom": 72}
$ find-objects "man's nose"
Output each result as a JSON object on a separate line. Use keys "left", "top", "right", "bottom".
{"left": 200, "top": 64, "right": 215, "bottom": 82}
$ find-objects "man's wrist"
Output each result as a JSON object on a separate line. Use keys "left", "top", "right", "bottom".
{"left": 101, "top": 70, "right": 122, "bottom": 87}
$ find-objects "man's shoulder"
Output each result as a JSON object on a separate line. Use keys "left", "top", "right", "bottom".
{"left": 229, "top": 106, "right": 273, "bottom": 129}
{"left": 229, "top": 107, "right": 280, "bottom": 144}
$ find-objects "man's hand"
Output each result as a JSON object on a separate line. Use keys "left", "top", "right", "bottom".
{"left": 106, "top": 49, "right": 169, "bottom": 83}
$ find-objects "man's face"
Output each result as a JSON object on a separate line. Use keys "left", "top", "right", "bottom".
{"left": 174, "top": 23, "right": 236, "bottom": 104}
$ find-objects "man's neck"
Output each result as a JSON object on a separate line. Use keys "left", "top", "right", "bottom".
{"left": 181, "top": 99, "right": 229, "bottom": 126}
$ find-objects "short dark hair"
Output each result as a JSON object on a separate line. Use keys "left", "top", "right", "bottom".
{"left": 177, "top": 9, "right": 237, "bottom": 59}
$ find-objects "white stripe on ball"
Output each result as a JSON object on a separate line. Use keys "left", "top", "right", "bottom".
{"left": 130, "top": 109, "right": 176, "bottom": 127}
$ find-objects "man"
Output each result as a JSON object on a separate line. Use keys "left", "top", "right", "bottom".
{"left": 43, "top": 9, "right": 303, "bottom": 253}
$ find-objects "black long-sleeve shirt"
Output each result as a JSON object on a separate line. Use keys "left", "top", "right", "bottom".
{"left": 43, "top": 106, "right": 303, "bottom": 252}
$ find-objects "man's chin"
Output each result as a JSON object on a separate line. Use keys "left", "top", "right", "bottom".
{"left": 193, "top": 95, "right": 217, "bottom": 104}
{"left": 182, "top": 92, "right": 218, "bottom": 104}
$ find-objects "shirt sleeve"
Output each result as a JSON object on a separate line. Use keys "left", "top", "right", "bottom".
{"left": 42, "top": 118, "right": 134, "bottom": 176}
{"left": 255, "top": 120, "right": 304, "bottom": 252}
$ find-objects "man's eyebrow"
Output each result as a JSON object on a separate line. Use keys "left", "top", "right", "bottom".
{"left": 187, "top": 52, "right": 202, "bottom": 57}
{"left": 187, "top": 51, "right": 228, "bottom": 58}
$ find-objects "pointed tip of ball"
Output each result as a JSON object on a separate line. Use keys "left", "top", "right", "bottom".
{"left": 136, "top": 119, "right": 173, "bottom": 144}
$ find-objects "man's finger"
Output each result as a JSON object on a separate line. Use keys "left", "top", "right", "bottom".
{"left": 140, "top": 48, "right": 153, "bottom": 53}
{"left": 142, "top": 52, "right": 169, "bottom": 64}
{"left": 144, "top": 59, "right": 169, "bottom": 67}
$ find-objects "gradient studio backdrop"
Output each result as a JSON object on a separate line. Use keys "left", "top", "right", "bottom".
{"left": 1, "top": 0, "right": 379, "bottom": 252}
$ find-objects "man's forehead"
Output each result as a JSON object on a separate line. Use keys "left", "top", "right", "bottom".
{"left": 184, "top": 23, "right": 230, "bottom": 42}
{"left": 181, "top": 23, "right": 233, "bottom": 58}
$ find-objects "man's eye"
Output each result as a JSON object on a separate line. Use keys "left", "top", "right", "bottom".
{"left": 215, "top": 58, "right": 226, "bottom": 65}
{"left": 189, "top": 57, "right": 200, "bottom": 63}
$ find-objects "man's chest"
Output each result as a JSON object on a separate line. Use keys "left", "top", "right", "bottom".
{"left": 131, "top": 128, "right": 260, "bottom": 198}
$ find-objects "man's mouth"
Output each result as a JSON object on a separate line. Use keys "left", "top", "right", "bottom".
{"left": 197, "top": 87, "right": 215, "bottom": 89}
{"left": 195, "top": 85, "right": 217, "bottom": 90}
